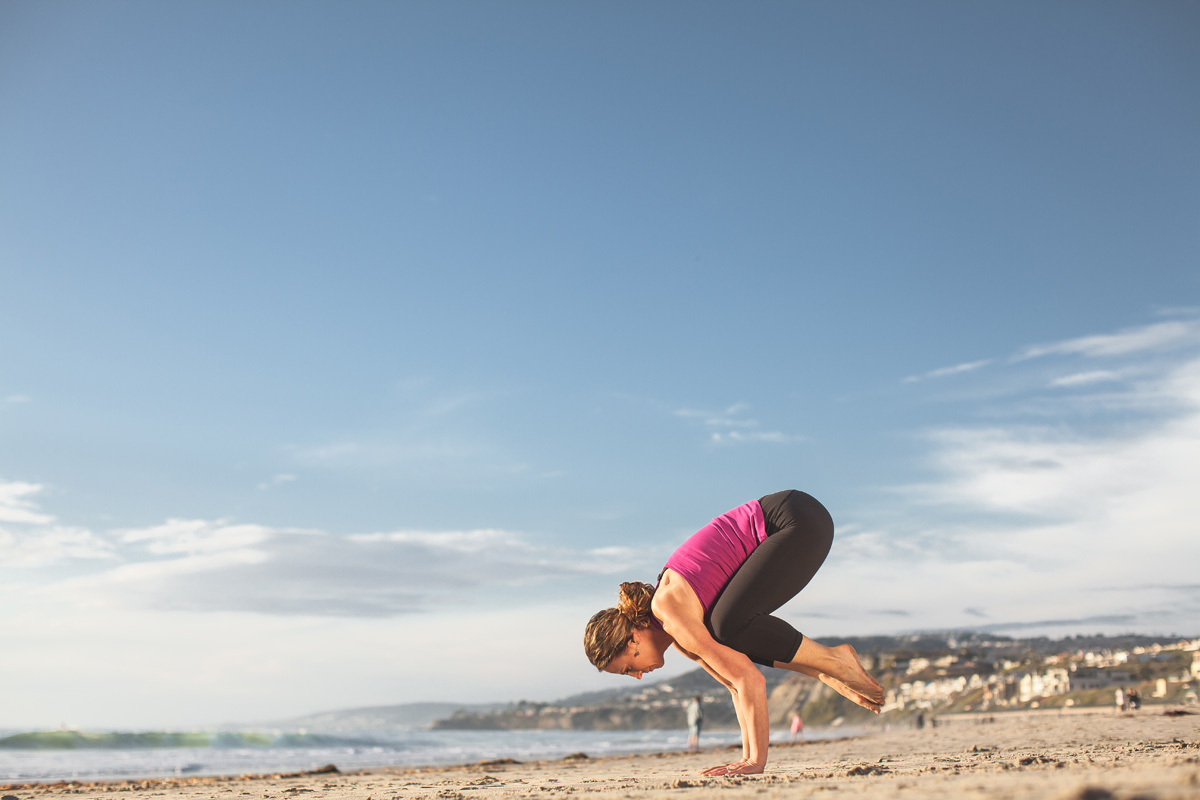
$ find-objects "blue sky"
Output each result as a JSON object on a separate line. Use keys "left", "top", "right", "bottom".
{"left": 2, "top": 1, "right": 1198, "bottom": 729}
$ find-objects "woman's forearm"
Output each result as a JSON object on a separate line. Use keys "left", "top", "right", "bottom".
{"left": 728, "top": 686, "right": 750, "bottom": 760}
{"left": 732, "top": 673, "right": 769, "bottom": 766}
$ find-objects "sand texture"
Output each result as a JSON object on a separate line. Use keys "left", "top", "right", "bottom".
{"left": 6, "top": 708, "right": 1199, "bottom": 800}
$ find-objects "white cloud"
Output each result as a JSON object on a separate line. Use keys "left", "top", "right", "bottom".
{"left": 257, "top": 473, "right": 297, "bottom": 491}
{"left": 674, "top": 404, "right": 757, "bottom": 428}
{"left": 579, "top": 546, "right": 644, "bottom": 574}
{"left": 796, "top": 332, "right": 1200, "bottom": 637}
{"left": 5, "top": 506, "right": 644, "bottom": 619}
{"left": 288, "top": 439, "right": 486, "bottom": 469}
{"left": 0, "top": 525, "right": 115, "bottom": 566}
{"left": 0, "top": 481, "right": 117, "bottom": 566}
{"left": 348, "top": 528, "right": 527, "bottom": 553}
{"left": 59, "top": 547, "right": 273, "bottom": 598}
{"left": 117, "top": 518, "right": 278, "bottom": 555}
{"left": 0, "top": 480, "right": 55, "bottom": 525}
{"left": 674, "top": 403, "right": 801, "bottom": 445}
{"left": 4, "top": 394, "right": 31, "bottom": 404}
{"left": 903, "top": 316, "right": 1200, "bottom": 390}
{"left": 1015, "top": 318, "right": 1200, "bottom": 361}
{"left": 1050, "top": 370, "right": 1123, "bottom": 388}
{"left": 909, "top": 358, "right": 1200, "bottom": 524}
{"left": 710, "top": 430, "right": 800, "bottom": 444}
{"left": 903, "top": 359, "right": 993, "bottom": 383}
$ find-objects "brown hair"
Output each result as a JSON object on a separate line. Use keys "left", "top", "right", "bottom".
{"left": 583, "top": 581, "right": 655, "bottom": 671}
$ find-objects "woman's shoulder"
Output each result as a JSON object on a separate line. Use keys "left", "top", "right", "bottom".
{"left": 654, "top": 567, "right": 685, "bottom": 598}
{"left": 652, "top": 569, "right": 702, "bottom": 621}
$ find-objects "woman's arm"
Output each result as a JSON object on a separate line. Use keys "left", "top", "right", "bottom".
{"left": 672, "top": 644, "right": 751, "bottom": 762}
{"left": 655, "top": 574, "right": 769, "bottom": 775}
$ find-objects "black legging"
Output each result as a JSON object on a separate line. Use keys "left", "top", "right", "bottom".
{"left": 707, "top": 490, "right": 834, "bottom": 667}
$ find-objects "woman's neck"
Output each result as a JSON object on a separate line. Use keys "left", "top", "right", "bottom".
{"left": 647, "top": 621, "right": 676, "bottom": 652}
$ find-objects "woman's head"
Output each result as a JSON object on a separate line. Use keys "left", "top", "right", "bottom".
{"left": 583, "top": 581, "right": 655, "bottom": 671}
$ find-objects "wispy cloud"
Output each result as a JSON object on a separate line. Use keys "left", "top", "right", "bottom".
{"left": 902, "top": 317, "right": 1200, "bottom": 389}
{"left": 673, "top": 403, "right": 803, "bottom": 445}
{"left": 797, "top": 319, "right": 1200, "bottom": 636}
{"left": 1014, "top": 318, "right": 1200, "bottom": 361}
{"left": 974, "top": 614, "right": 1141, "bottom": 633}
{"left": 5, "top": 495, "right": 644, "bottom": 618}
{"left": 288, "top": 439, "right": 485, "bottom": 468}
{"left": 257, "top": 473, "right": 297, "bottom": 491}
{"left": 4, "top": 394, "right": 31, "bottom": 404}
{"left": 674, "top": 403, "right": 757, "bottom": 428}
{"left": 709, "top": 430, "right": 799, "bottom": 444}
{"left": 348, "top": 528, "right": 526, "bottom": 553}
{"left": 285, "top": 380, "right": 521, "bottom": 472}
{"left": 903, "top": 359, "right": 993, "bottom": 384}
{"left": 116, "top": 518, "right": 277, "bottom": 555}
{"left": 0, "top": 481, "right": 116, "bottom": 566}
{"left": 1049, "top": 370, "right": 1123, "bottom": 388}
{"left": 0, "top": 525, "right": 116, "bottom": 566}
{"left": 0, "top": 480, "right": 55, "bottom": 525}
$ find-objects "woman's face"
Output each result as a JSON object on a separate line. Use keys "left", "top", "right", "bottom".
{"left": 604, "top": 628, "right": 665, "bottom": 680}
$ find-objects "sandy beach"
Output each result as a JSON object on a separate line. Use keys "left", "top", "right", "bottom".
{"left": 5, "top": 707, "right": 1198, "bottom": 800}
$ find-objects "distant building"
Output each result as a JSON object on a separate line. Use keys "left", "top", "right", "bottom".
{"left": 1068, "top": 666, "right": 1133, "bottom": 691}
{"left": 1019, "top": 669, "right": 1070, "bottom": 703}
{"left": 906, "top": 658, "right": 931, "bottom": 675}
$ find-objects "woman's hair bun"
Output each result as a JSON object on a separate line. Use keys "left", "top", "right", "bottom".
{"left": 615, "top": 581, "right": 654, "bottom": 627}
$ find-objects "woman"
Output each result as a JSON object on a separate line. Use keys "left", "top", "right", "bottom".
{"left": 584, "top": 490, "right": 884, "bottom": 776}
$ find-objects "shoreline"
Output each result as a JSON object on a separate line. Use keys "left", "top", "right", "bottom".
{"left": 3, "top": 707, "right": 1198, "bottom": 800}
{"left": 0, "top": 729, "right": 817, "bottom": 790}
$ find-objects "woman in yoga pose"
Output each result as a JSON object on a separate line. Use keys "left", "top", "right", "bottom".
{"left": 583, "top": 490, "right": 884, "bottom": 776}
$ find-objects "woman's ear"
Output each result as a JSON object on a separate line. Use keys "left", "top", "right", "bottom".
{"left": 628, "top": 627, "right": 645, "bottom": 649}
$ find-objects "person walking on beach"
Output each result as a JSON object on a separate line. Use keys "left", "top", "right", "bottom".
{"left": 685, "top": 695, "right": 703, "bottom": 751}
{"left": 584, "top": 490, "right": 884, "bottom": 776}
{"left": 789, "top": 711, "right": 804, "bottom": 741}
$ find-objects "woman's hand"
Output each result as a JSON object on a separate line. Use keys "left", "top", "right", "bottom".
{"left": 699, "top": 759, "right": 764, "bottom": 777}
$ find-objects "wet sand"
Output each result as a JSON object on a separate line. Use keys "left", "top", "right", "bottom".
{"left": 5, "top": 707, "right": 1199, "bottom": 800}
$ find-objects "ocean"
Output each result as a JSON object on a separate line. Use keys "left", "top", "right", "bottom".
{"left": 0, "top": 727, "right": 849, "bottom": 784}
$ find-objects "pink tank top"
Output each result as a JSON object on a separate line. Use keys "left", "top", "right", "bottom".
{"left": 662, "top": 500, "right": 767, "bottom": 621}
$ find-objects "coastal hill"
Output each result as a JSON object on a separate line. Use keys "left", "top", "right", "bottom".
{"left": 430, "top": 631, "right": 1200, "bottom": 732}
{"left": 263, "top": 702, "right": 503, "bottom": 733}
{"left": 227, "top": 632, "right": 1198, "bottom": 737}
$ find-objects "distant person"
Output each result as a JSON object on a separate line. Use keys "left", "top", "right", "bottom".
{"left": 789, "top": 712, "right": 804, "bottom": 741}
{"left": 1127, "top": 687, "right": 1140, "bottom": 710}
{"left": 1115, "top": 687, "right": 1126, "bottom": 713}
{"left": 685, "top": 696, "right": 703, "bottom": 751}
{"left": 583, "top": 490, "right": 884, "bottom": 776}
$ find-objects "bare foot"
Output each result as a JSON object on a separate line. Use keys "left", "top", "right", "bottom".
{"left": 829, "top": 644, "right": 885, "bottom": 705}
{"left": 700, "top": 760, "right": 765, "bottom": 776}
{"left": 777, "top": 638, "right": 886, "bottom": 712}
{"left": 816, "top": 672, "right": 882, "bottom": 713}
